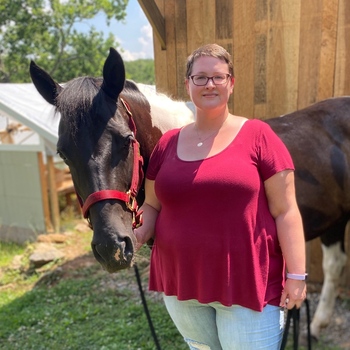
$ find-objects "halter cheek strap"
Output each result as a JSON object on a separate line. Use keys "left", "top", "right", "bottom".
{"left": 77, "top": 97, "right": 144, "bottom": 229}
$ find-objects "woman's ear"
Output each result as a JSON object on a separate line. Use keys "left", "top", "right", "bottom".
{"left": 185, "top": 78, "right": 190, "bottom": 95}
{"left": 230, "top": 77, "right": 235, "bottom": 93}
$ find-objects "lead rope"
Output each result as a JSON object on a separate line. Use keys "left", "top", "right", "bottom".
{"left": 134, "top": 264, "right": 162, "bottom": 350}
{"left": 121, "top": 97, "right": 161, "bottom": 349}
{"left": 121, "top": 98, "right": 161, "bottom": 348}
{"left": 280, "top": 298, "right": 311, "bottom": 350}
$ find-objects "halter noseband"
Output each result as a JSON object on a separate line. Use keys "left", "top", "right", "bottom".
{"left": 78, "top": 98, "right": 144, "bottom": 229}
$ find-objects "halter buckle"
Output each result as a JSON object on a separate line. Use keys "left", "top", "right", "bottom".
{"left": 132, "top": 210, "right": 143, "bottom": 229}
{"left": 126, "top": 191, "right": 138, "bottom": 211}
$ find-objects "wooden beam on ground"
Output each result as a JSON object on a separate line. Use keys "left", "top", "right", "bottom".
{"left": 138, "top": 0, "right": 166, "bottom": 49}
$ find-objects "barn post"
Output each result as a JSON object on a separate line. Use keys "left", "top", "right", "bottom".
{"left": 38, "top": 152, "right": 54, "bottom": 232}
{"left": 47, "top": 155, "right": 60, "bottom": 232}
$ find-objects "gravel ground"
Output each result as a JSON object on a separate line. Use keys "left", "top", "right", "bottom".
{"left": 288, "top": 286, "right": 350, "bottom": 349}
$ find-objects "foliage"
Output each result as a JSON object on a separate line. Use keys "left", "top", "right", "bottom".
{"left": 0, "top": 0, "right": 128, "bottom": 83}
{"left": 125, "top": 59, "right": 155, "bottom": 85}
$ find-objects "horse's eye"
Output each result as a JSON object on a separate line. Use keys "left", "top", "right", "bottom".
{"left": 57, "top": 150, "right": 68, "bottom": 163}
{"left": 125, "top": 135, "right": 134, "bottom": 148}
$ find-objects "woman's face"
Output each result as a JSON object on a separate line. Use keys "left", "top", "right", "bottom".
{"left": 185, "top": 56, "right": 234, "bottom": 112}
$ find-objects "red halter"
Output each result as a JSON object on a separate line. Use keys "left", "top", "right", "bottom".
{"left": 78, "top": 98, "right": 144, "bottom": 228}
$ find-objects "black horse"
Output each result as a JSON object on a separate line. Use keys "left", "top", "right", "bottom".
{"left": 30, "top": 48, "right": 349, "bottom": 340}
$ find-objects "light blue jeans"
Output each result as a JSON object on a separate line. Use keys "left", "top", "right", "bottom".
{"left": 163, "top": 295, "right": 284, "bottom": 350}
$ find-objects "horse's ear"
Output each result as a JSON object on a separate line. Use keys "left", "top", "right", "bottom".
{"left": 101, "top": 47, "right": 125, "bottom": 100}
{"left": 29, "top": 61, "right": 62, "bottom": 106}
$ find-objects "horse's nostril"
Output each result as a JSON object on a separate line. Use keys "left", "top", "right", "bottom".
{"left": 115, "top": 237, "right": 134, "bottom": 262}
{"left": 124, "top": 236, "right": 134, "bottom": 255}
{"left": 112, "top": 241, "right": 125, "bottom": 262}
{"left": 124, "top": 239, "right": 135, "bottom": 263}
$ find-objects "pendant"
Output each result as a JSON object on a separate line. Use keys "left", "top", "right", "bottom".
{"left": 197, "top": 142, "right": 203, "bottom": 147}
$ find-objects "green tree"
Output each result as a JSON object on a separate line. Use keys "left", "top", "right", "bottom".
{"left": 125, "top": 59, "right": 155, "bottom": 85}
{"left": 0, "top": 0, "right": 128, "bottom": 82}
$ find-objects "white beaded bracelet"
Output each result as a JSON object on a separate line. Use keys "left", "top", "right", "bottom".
{"left": 286, "top": 273, "right": 308, "bottom": 280}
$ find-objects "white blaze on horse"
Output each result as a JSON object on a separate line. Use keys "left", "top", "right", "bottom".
{"left": 30, "top": 48, "right": 349, "bottom": 340}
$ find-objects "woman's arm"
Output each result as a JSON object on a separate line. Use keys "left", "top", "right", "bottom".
{"left": 133, "top": 179, "right": 161, "bottom": 251}
{"left": 264, "top": 169, "right": 307, "bottom": 309}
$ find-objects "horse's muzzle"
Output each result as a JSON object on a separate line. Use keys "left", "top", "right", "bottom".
{"left": 91, "top": 238, "right": 134, "bottom": 272}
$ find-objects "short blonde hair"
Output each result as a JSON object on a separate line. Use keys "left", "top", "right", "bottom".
{"left": 186, "top": 44, "right": 234, "bottom": 78}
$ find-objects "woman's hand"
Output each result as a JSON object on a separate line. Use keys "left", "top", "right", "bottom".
{"left": 133, "top": 227, "right": 149, "bottom": 252}
{"left": 132, "top": 179, "right": 160, "bottom": 252}
{"left": 280, "top": 279, "right": 307, "bottom": 309}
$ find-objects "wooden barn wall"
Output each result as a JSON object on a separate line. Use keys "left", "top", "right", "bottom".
{"left": 153, "top": 0, "right": 350, "bottom": 118}
{"left": 150, "top": 0, "right": 350, "bottom": 287}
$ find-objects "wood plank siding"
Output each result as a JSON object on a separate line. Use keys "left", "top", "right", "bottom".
{"left": 150, "top": 0, "right": 350, "bottom": 117}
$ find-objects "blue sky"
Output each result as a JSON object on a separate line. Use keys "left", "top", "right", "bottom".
{"left": 82, "top": 0, "right": 154, "bottom": 61}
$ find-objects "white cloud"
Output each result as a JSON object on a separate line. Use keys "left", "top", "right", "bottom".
{"left": 120, "top": 23, "right": 153, "bottom": 61}
{"left": 141, "top": 24, "right": 153, "bottom": 40}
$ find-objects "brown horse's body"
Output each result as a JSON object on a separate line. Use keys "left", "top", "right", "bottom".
{"left": 267, "top": 98, "right": 350, "bottom": 245}
{"left": 30, "top": 48, "right": 349, "bottom": 340}
{"left": 266, "top": 98, "right": 350, "bottom": 337}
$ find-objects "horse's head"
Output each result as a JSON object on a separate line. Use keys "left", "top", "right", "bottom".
{"left": 30, "top": 48, "right": 151, "bottom": 272}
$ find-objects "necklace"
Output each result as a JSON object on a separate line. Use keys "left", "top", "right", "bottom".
{"left": 195, "top": 129, "right": 219, "bottom": 147}
{"left": 194, "top": 117, "right": 228, "bottom": 147}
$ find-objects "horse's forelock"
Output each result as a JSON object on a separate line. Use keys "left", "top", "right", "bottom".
{"left": 57, "top": 76, "right": 103, "bottom": 122}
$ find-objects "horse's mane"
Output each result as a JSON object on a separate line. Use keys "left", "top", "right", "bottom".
{"left": 55, "top": 76, "right": 194, "bottom": 135}
{"left": 57, "top": 78, "right": 143, "bottom": 118}
{"left": 122, "top": 80, "right": 150, "bottom": 107}
{"left": 135, "top": 83, "right": 194, "bottom": 131}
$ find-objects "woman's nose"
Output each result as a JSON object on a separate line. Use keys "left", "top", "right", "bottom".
{"left": 205, "top": 78, "right": 216, "bottom": 87}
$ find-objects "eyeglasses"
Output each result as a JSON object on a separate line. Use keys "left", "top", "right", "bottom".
{"left": 189, "top": 74, "right": 231, "bottom": 86}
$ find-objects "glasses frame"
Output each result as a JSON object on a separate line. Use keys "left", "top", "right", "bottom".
{"left": 189, "top": 74, "right": 231, "bottom": 86}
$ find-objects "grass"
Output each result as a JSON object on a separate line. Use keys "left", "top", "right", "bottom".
{"left": 0, "top": 217, "right": 348, "bottom": 350}
{"left": 0, "top": 221, "right": 187, "bottom": 350}
{"left": 1, "top": 270, "right": 185, "bottom": 349}
{"left": 0, "top": 241, "right": 26, "bottom": 266}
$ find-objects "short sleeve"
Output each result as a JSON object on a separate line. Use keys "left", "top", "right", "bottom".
{"left": 255, "top": 120, "right": 295, "bottom": 180}
{"left": 146, "top": 128, "right": 180, "bottom": 180}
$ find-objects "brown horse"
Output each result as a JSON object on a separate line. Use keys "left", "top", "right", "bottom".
{"left": 266, "top": 99, "right": 350, "bottom": 338}
{"left": 30, "top": 48, "right": 349, "bottom": 340}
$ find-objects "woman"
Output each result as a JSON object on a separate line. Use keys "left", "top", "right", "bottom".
{"left": 134, "top": 43, "right": 307, "bottom": 349}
